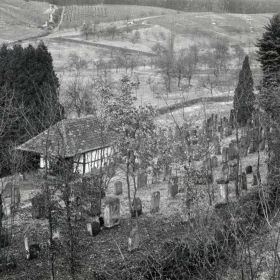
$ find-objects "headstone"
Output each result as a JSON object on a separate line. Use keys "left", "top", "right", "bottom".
{"left": 114, "top": 181, "right": 123, "bottom": 196}
{"left": 241, "top": 172, "right": 247, "bottom": 191}
{"left": 24, "top": 236, "right": 40, "bottom": 260}
{"left": 245, "top": 166, "right": 253, "bottom": 174}
{"left": 128, "top": 225, "right": 140, "bottom": 252}
{"left": 215, "top": 142, "right": 221, "bottom": 155}
{"left": 260, "top": 139, "right": 266, "bottom": 151}
{"left": 219, "top": 183, "right": 229, "bottom": 203}
{"left": 168, "top": 176, "right": 178, "bottom": 198}
{"left": 150, "top": 191, "right": 160, "bottom": 213}
{"left": 252, "top": 173, "right": 258, "bottom": 186}
{"left": 240, "top": 136, "right": 249, "bottom": 157}
{"left": 31, "top": 194, "right": 47, "bottom": 219}
{"left": 222, "top": 147, "right": 229, "bottom": 163}
{"left": 103, "top": 196, "right": 120, "bottom": 228}
{"left": 0, "top": 229, "right": 10, "bottom": 248}
{"left": 228, "top": 142, "right": 238, "bottom": 161}
{"left": 229, "top": 160, "right": 238, "bottom": 181}
{"left": 211, "top": 156, "right": 218, "bottom": 168}
{"left": 222, "top": 162, "right": 229, "bottom": 182}
{"left": 137, "top": 171, "right": 147, "bottom": 189}
{"left": 131, "top": 197, "right": 142, "bottom": 218}
{"left": 86, "top": 216, "right": 100, "bottom": 236}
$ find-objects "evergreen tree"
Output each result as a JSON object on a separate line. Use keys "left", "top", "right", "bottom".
{"left": 0, "top": 41, "right": 64, "bottom": 176}
{"left": 257, "top": 14, "right": 280, "bottom": 200}
{"left": 233, "top": 55, "right": 255, "bottom": 126}
{"left": 257, "top": 14, "right": 280, "bottom": 87}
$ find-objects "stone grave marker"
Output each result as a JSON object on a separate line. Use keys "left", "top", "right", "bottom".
{"left": 212, "top": 156, "right": 218, "bottom": 168}
{"left": 131, "top": 197, "right": 142, "bottom": 218}
{"left": 137, "top": 171, "right": 147, "bottom": 189}
{"left": 245, "top": 166, "right": 253, "bottom": 174}
{"left": 103, "top": 196, "right": 120, "bottom": 228}
{"left": 114, "top": 181, "right": 123, "bottom": 196}
{"left": 86, "top": 216, "right": 100, "bottom": 236}
{"left": 24, "top": 236, "right": 40, "bottom": 260}
{"left": 228, "top": 142, "right": 238, "bottom": 161}
{"left": 222, "top": 147, "right": 229, "bottom": 163}
{"left": 31, "top": 194, "right": 47, "bottom": 219}
{"left": 128, "top": 225, "right": 140, "bottom": 252}
{"left": 229, "top": 160, "right": 238, "bottom": 181}
{"left": 241, "top": 172, "right": 247, "bottom": 191}
{"left": 168, "top": 176, "right": 178, "bottom": 198}
{"left": 150, "top": 191, "right": 160, "bottom": 213}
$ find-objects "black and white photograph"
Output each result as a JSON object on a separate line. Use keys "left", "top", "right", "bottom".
{"left": 0, "top": 0, "right": 280, "bottom": 279}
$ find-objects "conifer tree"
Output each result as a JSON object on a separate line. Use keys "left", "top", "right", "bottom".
{"left": 0, "top": 41, "right": 64, "bottom": 175}
{"left": 257, "top": 14, "right": 280, "bottom": 197}
{"left": 233, "top": 55, "right": 255, "bottom": 126}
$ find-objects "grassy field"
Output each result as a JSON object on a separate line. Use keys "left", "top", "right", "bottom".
{"left": 147, "top": 12, "right": 272, "bottom": 46}
{"left": 61, "top": 4, "right": 176, "bottom": 28}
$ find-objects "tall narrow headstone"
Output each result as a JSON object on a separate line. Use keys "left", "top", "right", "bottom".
{"left": 131, "top": 197, "right": 142, "bottom": 218}
{"left": 222, "top": 147, "right": 229, "bottom": 163}
{"left": 150, "top": 191, "right": 160, "bottom": 213}
{"left": 114, "top": 181, "right": 123, "bottom": 196}
{"left": 137, "top": 171, "right": 147, "bottom": 189}
{"left": 128, "top": 225, "right": 140, "bottom": 252}
{"left": 241, "top": 172, "right": 247, "bottom": 191}
{"left": 104, "top": 196, "right": 120, "bottom": 228}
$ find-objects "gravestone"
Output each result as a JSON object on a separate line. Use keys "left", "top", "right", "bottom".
{"left": 24, "top": 236, "right": 40, "bottom": 260}
{"left": 240, "top": 136, "right": 249, "bottom": 157}
{"left": 245, "top": 166, "right": 253, "bottom": 174}
{"left": 150, "top": 191, "right": 160, "bottom": 213}
{"left": 219, "top": 183, "right": 229, "bottom": 203}
{"left": 229, "top": 160, "right": 238, "bottom": 181}
{"left": 248, "top": 140, "right": 258, "bottom": 154}
{"left": 131, "top": 197, "right": 142, "bottom": 218}
{"left": 222, "top": 162, "right": 229, "bottom": 181}
{"left": 137, "top": 171, "right": 147, "bottom": 189}
{"left": 215, "top": 142, "right": 221, "bottom": 155}
{"left": 168, "top": 176, "right": 178, "bottom": 198}
{"left": 260, "top": 139, "right": 266, "bottom": 151}
{"left": 252, "top": 173, "right": 258, "bottom": 186}
{"left": 241, "top": 172, "right": 247, "bottom": 191}
{"left": 114, "top": 181, "right": 123, "bottom": 196}
{"left": 103, "top": 196, "right": 120, "bottom": 228}
{"left": 222, "top": 147, "right": 229, "bottom": 163}
{"left": 128, "top": 225, "right": 140, "bottom": 252}
{"left": 0, "top": 228, "right": 10, "bottom": 248}
{"left": 86, "top": 216, "right": 100, "bottom": 236}
{"left": 31, "top": 194, "right": 47, "bottom": 219}
{"left": 211, "top": 156, "right": 218, "bottom": 168}
{"left": 228, "top": 142, "right": 238, "bottom": 161}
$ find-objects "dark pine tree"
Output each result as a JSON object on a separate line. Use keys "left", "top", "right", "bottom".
{"left": 257, "top": 13, "right": 280, "bottom": 203}
{"left": 233, "top": 55, "right": 255, "bottom": 126}
{"left": 0, "top": 41, "right": 64, "bottom": 176}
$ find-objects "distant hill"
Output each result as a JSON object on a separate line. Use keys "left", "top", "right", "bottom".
{"left": 0, "top": 0, "right": 49, "bottom": 42}
{"left": 33, "top": 0, "right": 280, "bottom": 14}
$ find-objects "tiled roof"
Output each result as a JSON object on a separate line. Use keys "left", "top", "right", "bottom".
{"left": 17, "top": 116, "right": 112, "bottom": 158}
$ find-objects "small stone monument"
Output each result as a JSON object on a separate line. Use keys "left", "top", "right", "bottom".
{"left": 245, "top": 166, "right": 253, "bottom": 174}
{"left": 211, "top": 156, "right": 219, "bottom": 168}
{"left": 241, "top": 172, "right": 247, "bottom": 191}
{"left": 24, "top": 236, "right": 40, "bottom": 260}
{"left": 168, "top": 176, "right": 178, "bottom": 198}
{"left": 131, "top": 197, "right": 142, "bottom": 218}
{"left": 114, "top": 181, "right": 123, "bottom": 196}
{"left": 86, "top": 216, "right": 101, "bottom": 236}
{"left": 137, "top": 171, "right": 147, "bottom": 189}
{"left": 222, "top": 147, "right": 229, "bottom": 163}
{"left": 128, "top": 225, "right": 140, "bottom": 252}
{"left": 31, "top": 194, "right": 47, "bottom": 219}
{"left": 229, "top": 160, "right": 238, "bottom": 181}
{"left": 103, "top": 196, "right": 120, "bottom": 228}
{"left": 150, "top": 191, "right": 160, "bottom": 213}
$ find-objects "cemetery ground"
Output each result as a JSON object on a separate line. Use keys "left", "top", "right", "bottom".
{"left": 0, "top": 124, "right": 269, "bottom": 279}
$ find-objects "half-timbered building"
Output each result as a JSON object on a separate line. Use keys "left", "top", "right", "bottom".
{"left": 17, "top": 116, "right": 113, "bottom": 175}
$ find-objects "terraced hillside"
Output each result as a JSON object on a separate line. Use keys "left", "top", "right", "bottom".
{"left": 147, "top": 12, "right": 272, "bottom": 46}
{"left": 0, "top": 0, "right": 49, "bottom": 42}
{"left": 61, "top": 4, "right": 176, "bottom": 28}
